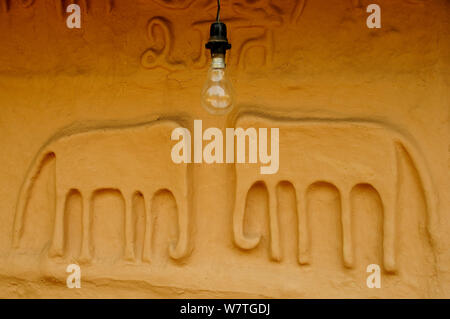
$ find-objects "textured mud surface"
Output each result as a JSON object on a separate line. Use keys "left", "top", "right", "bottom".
{"left": 0, "top": 0, "right": 448, "bottom": 298}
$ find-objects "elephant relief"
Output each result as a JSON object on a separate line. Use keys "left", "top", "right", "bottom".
{"left": 232, "top": 113, "right": 437, "bottom": 273}
{"left": 13, "top": 118, "right": 192, "bottom": 263}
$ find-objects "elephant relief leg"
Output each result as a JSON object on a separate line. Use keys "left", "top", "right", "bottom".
{"left": 268, "top": 184, "right": 281, "bottom": 261}
{"left": 233, "top": 183, "right": 261, "bottom": 250}
{"left": 381, "top": 192, "right": 397, "bottom": 273}
{"left": 169, "top": 190, "right": 190, "bottom": 260}
{"left": 296, "top": 188, "right": 310, "bottom": 265}
{"left": 124, "top": 194, "right": 136, "bottom": 261}
{"left": 79, "top": 192, "right": 92, "bottom": 263}
{"left": 49, "top": 192, "right": 67, "bottom": 257}
{"left": 142, "top": 195, "right": 153, "bottom": 263}
{"left": 340, "top": 189, "right": 354, "bottom": 268}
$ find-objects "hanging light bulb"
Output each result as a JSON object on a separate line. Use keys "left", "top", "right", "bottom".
{"left": 201, "top": 53, "right": 234, "bottom": 115}
{"left": 202, "top": 0, "right": 234, "bottom": 115}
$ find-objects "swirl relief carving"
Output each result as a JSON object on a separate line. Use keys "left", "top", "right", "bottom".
{"left": 140, "top": 0, "right": 308, "bottom": 71}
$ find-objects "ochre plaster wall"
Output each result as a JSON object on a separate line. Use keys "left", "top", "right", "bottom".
{"left": 0, "top": 0, "right": 448, "bottom": 298}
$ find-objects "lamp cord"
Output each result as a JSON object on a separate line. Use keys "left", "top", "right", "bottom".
{"left": 216, "top": 0, "right": 220, "bottom": 22}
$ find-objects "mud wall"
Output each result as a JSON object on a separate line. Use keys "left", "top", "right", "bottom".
{"left": 0, "top": 0, "right": 448, "bottom": 298}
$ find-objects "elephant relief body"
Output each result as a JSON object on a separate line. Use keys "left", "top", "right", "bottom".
{"left": 13, "top": 119, "right": 191, "bottom": 263}
{"left": 233, "top": 114, "right": 436, "bottom": 273}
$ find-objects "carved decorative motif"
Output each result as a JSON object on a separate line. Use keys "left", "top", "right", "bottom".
{"left": 1, "top": 0, "right": 35, "bottom": 11}
{"left": 13, "top": 119, "right": 193, "bottom": 263}
{"left": 11, "top": 113, "right": 438, "bottom": 278}
{"left": 141, "top": 17, "right": 186, "bottom": 71}
{"left": 140, "top": 0, "right": 308, "bottom": 71}
{"left": 232, "top": 113, "right": 437, "bottom": 273}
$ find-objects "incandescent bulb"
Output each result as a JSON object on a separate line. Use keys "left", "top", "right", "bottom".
{"left": 201, "top": 54, "right": 234, "bottom": 115}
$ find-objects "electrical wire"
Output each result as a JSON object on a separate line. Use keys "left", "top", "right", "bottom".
{"left": 216, "top": 0, "right": 220, "bottom": 22}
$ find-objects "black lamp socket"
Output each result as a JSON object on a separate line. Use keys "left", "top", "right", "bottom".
{"left": 205, "top": 22, "right": 231, "bottom": 56}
